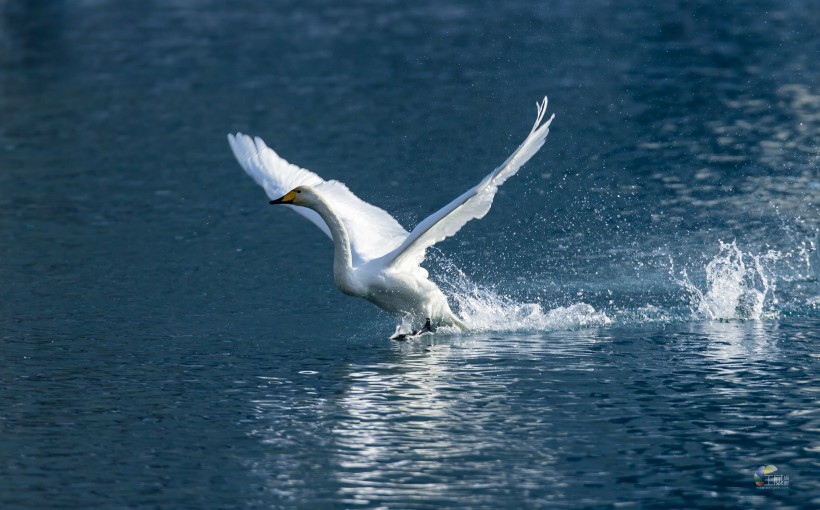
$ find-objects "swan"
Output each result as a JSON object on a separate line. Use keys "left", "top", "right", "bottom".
{"left": 228, "top": 97, "right": 554, "bottom": 337}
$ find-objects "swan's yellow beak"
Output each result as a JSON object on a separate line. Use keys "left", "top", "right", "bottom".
{"left": 270, "top": 189, "right": 298, "bottom": 205}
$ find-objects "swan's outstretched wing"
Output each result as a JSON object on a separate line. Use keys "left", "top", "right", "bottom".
{"left": 384, "top": 97, "right": 555, "bottom": 270}
{"left": 228, "top": 133, "right": 408, "bottom": 265}
{"left": 229, "top": 134, "right": 329, "bottom": 236}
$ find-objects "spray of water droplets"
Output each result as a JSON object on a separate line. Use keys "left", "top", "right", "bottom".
{"left": 430, "top": 254, "right": 611, "bottom": 332}
{"left": 672, "top": 240, "right": 780, "bottom": 320}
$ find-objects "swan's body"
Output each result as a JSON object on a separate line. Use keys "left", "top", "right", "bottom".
{"left": 228, "top": 97, "right": 554, "bottom": 333}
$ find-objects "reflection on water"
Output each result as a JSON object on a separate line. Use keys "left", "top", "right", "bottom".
{"left": 697, "top": 320, "right": 777, "bottom": 363}
{"left": 246, "top": 324, "right": 818, "bottom": 507}
{"left": 247, "top": 332, "right": 604, "bottom": 506}
{"left": 334, "top": 337, "right": 569, "bottom": 506}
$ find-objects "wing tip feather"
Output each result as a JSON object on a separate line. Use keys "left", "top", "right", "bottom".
{"left": 532, "top": 96, "right": 553, "bottom": 133}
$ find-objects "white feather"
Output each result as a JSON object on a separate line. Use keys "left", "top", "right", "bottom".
{"left": 228, "top": 133, "right": 408, "bottom": 265}
{"left": 382, "top": 97, "right": 554, "bottom": 269}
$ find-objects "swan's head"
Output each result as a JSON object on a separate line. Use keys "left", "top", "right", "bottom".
{"left": 269, "top": 185, "right": 315, "bottom": 207}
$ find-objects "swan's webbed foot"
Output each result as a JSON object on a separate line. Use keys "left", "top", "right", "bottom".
{"left": 390, "top": 318, "right": 435, "bottom": 341}
{"left": 418, "top": 317, "right": 435, "bottom": 335}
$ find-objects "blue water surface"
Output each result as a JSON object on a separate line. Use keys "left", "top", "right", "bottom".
{"left": 1, "top": 1, "right": 818, "bottom": 508}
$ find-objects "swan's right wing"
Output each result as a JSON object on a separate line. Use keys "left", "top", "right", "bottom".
{"left": 384, "top": 97, "right": 555, "bottom": 270}
{"left": 228, "top": 133, "right": 331, "bottom": 237}
{"left": 228, "top": 133, "right": 409, "bottom": 265}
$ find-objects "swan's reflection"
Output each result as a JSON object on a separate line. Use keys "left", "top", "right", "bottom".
{"left": 333, "top": 341, "right": 460, "bottom": 503}
{"left": 247, "top": 331, "right": 601, "bottom": 506}
{"left": 329, "top": 332, "right": 600, "bottom": 505}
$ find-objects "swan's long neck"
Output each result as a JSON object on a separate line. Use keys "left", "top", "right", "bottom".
{"left": 310, "top": 194, "right": 355, "bottom": 292}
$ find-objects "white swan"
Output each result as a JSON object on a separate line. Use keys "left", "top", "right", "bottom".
{"left": 228, "top": 97, "right": 554, "bottom": 336}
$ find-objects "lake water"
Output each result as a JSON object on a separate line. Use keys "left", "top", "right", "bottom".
{"left": 1, "top": 1, "right": 818, "bottom": 508}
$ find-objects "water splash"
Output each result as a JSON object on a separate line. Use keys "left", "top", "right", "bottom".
{"left": 423, "top": 234, "right": 815, "bottom": 334}
{"left": 432, "top": 256, "right": 611, "bottom": 332}
{"left": 673, "top": 241, "right": 779, "bottom": 320}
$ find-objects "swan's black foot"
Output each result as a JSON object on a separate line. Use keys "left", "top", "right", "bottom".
{"left": 390, "top": 318, "right": 435, "bottom": 341}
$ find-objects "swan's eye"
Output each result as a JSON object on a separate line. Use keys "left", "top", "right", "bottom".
{"left": 296, "top": 190, "right": 302, "bottom": 193}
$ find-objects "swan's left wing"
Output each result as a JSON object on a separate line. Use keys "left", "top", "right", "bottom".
{"left": 384, "top": 97, "right": 554, "bottom": 269}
